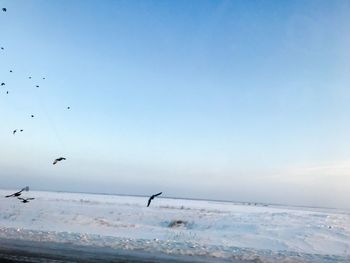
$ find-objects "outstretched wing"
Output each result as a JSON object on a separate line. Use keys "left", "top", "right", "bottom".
{"left": 27, "top": 198, "right": 35, "bottom": 200}
{"left": 17, "top": 197, "right": 24, "bottom": 201}
{"left": 5, "top": 190, "right": 21, "bottom": 198}
{"left": 154, "top": 192, "right": 162, "bottom": 197}
{"left": 147, "top": 198, "right": 152, "bottom": 207}
{"left": 53, "top": 158, "right": 66, "bottom": 165}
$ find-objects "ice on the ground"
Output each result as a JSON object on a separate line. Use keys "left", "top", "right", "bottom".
{"left": 0, "top": 190, "right": 349, "bottom": 262}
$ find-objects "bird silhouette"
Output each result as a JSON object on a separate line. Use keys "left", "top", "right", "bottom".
{"left": 36, "top": 85, "right": 39, "bottom": 88}
{"left": 53, "top": 157, "right": 66, "bottom": 165}
{"left": 42, "top": 77, "right": 45, "bottom": 80}
{"left": 147, "top": 192, "right": 162, "bottom": 207}
{"left": 31, "top": 115, "right": 34, "bottom": 118}
{"left": 9, "top": 70, "right": 12, "bottom": 73}
{"left": 5, "top": 186, "right": 29, "bottom": 198}
{"left": 1, "top": 47, "right": 4, "bottom": 50}
{"left": 67, "top": 107, "right": 70, "bottom": 109}
{"left": 13, "top": 129, "right": 17, "bottom": 135}
{"left": 18, "top": 197, "right": 35, "bottom": 203}
{"left": 20, "top": 129, "right": 23, "bottom": 132}
{"left": 28, "top": 77, "right": 32, "bottom": 79}
{"left": 2, "top": 8, "right": 6, "bottom": 12}
{"left": 6, "top": 91, "right": 8, "bottom": 94}
{"left": 1, "top": 83, "right": 5, "bottom": 86}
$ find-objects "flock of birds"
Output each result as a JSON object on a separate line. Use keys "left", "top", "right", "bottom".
{"left": 5, "top": 186, "right": 34, "bottom": 203}
{"left": 2, "top": 7, "right": 163, "bottom": 207}
{"left": 1, "top": 7, "right": 69, "bottom": 203}
{"left": 5, "top": 186, "right": 162, "bottom": 207}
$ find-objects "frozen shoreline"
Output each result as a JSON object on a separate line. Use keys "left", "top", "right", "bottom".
{"left": 0, "top": 189, "right": 349, "bottom": 262}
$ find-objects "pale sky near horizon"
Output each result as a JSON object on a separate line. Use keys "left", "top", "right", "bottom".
{"left": 0, "top": 0, "right": 349, "bottom": 209}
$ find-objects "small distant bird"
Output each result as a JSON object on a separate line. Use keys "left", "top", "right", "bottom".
{"left": 1, "top": 47, "right": 4, "bottom": 50}
{"left": 53, "top": 157, "right": 66, "bottom": 165}
{"left": 2, "top": 8, "right": 6, "bottom": 12}
{"left": 6, "top": 91, "right": 8, "bottom": 94}
{"left": 42, "top": 77, "right": 45, "bottom": 80}
{"left": 18, "top": 197, "right": 35, "bottom": 203}
{"left": 5, "top": 186, "right": 29, "bottom": 198}
{"left": 28, "top": 77, "right": 32, "bottom": 79}
{"left": 9, "top": 70, "right": 12, "bottom": 73}
{"left": 147, "top": 192, "right": 162, "bottom": 207}
{"left": 31, "top": 115, "right": 34, "bottom": 118}
{"left": 1, "top": 83, "right": 5, "bottom": 86}
{"left": 13, "top": 129, "right": 23, "bottom": 134}
{"left": 36, "top": 85, "right": 39, "bottom": 88}
{"left": 67, "top": 107, "right": 70, "bottom": 110}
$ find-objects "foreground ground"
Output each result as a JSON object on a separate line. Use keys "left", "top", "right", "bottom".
{"left": 0, "top": 238, "right": 243, "bottom": 263}
{"left": 0, "top": 190, "right": 349, "bottom": 262}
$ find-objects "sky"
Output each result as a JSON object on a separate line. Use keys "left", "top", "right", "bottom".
{"left": 0, "top": 0, "right": 349, "bottom": 209}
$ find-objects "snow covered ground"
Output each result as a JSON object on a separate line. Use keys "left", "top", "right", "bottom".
{"left": 0, "top": 189, "right": 349, "bottom": 262}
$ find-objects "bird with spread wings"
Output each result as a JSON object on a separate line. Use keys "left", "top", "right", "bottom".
{"left": 18, "top": 197, "right": 35, "bottom": 203}
{"left": 53, "top": 157, "right": 66, "bottom": 165}
{"left": 147, "top": 192, "right": 162, "bottom": 207}
{"left": 5, "top": 186, "right": 29, "bottom": 198}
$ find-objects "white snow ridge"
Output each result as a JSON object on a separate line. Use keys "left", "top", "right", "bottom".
{"left": 0, "top": 190, "right": 349, "bottom": 262}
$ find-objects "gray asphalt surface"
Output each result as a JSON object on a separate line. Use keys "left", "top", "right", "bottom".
{"left": 0, "top": 238, "right": 247, "bottom": 263}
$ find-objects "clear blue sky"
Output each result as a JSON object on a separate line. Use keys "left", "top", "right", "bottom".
{"left": 1, "top": 0, "right": 349, "bottom": 209}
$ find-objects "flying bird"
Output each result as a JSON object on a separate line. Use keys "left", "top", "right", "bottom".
{"left": 36, "top": 85, "right": 39, "bottom": 88}
{"left": 42, "top": 77, "right": 45, "bottom": 80}
{"left": 5, "top": 186, "right": 29, "bottom": 198}
{"left": 1, "top": 83, "right": 5, "bottom": 86}
{"left": 31, "top": 115, "right": 34, "bottom": 118}
{"left": 53, "top": 157, "right": 66, "bottom": 165}
{"left": 147, "top": 192, "right": 162, "bottom": 207}
{"left": 9, "top": 70, "right": 12, "bottom": 73}
{"left": 1, "top": 47, "right": 4, "bottom": 50}
{"left": 2, "top": 8, "right": 6, "bottom": 12}
{"left": 14, "top": 129, "right": 23, "bottom": 134}
{"left": 6, "top": 91, "right": 8, "bottom": 94}
{"left": 28, "top": 77, "right": 32, "bottom": 79}
{"left": 18, "top": 197, "right": 35, "bottom": 203}
{"left": 67, "top": 107, "right": 70, "bottom": 110}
